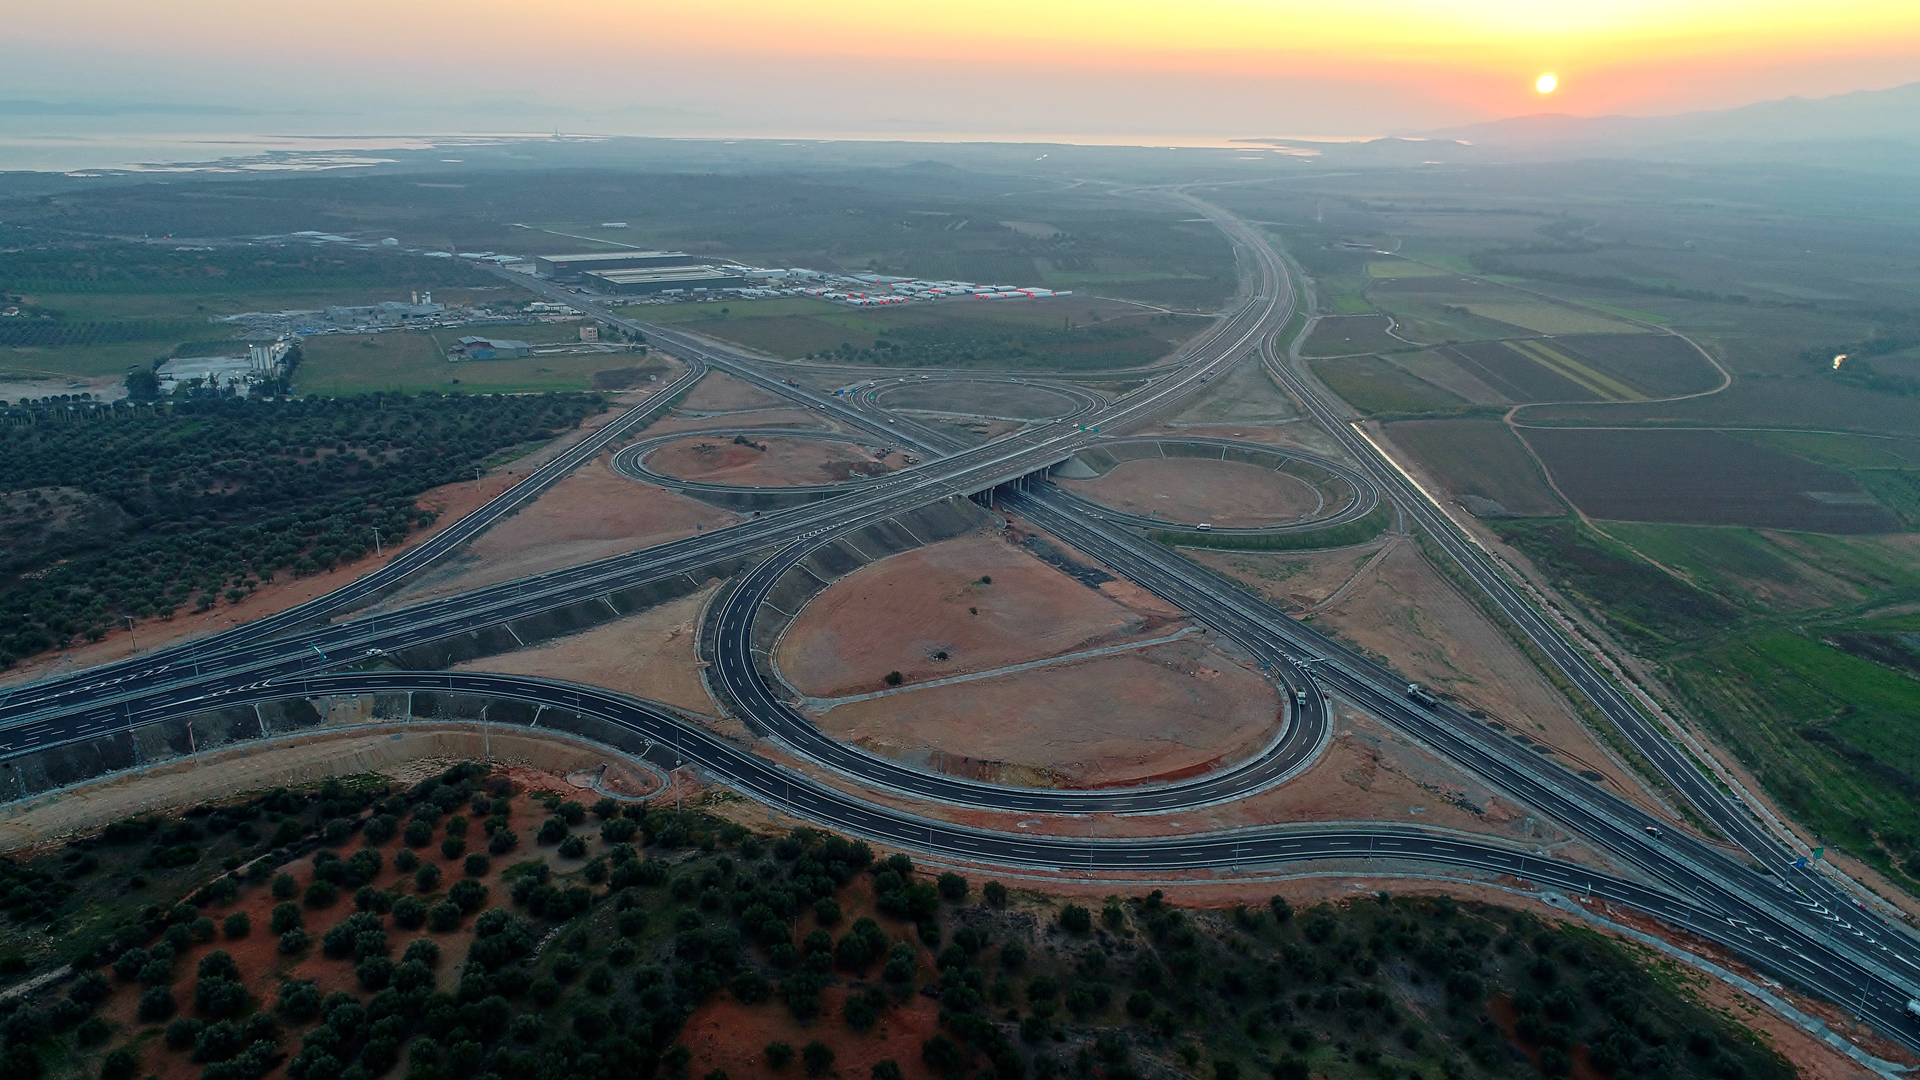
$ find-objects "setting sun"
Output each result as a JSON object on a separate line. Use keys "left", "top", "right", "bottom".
{"left": 1537, "top": 73, "right": 1559, "bottom": 93}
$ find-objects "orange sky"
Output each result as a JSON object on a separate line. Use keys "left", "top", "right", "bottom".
{"left": 3, "top": 0, "right": 1917, "bottom": 133}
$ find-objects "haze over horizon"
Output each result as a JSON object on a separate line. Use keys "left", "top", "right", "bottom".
{"left": 2, "top": 0, "right": 1917, "bottom": 149}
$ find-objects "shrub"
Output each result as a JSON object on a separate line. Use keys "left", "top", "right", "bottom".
{"left": 276, "top": 979, "right": 321, "bottom": 1021}
{"left": 394, "top": 849, "right": 420, "bottom": 874}
{"left": 270, "top": 874, "right": 297, "bottom": 900}
{"left": 872, "top": 1063, "right": 903, "bottom": 1080}
{"left": 922, "top": 1035, "right": 964, "bottom": 1077}
{"left": 489, "top": 828, "right": 520, "bottom": 855}
{"left": 448, "top": 879, "right": 488, "bottom": 913}
{"left": 558, "top": 835, "right": 588, "bottom": 859}
{"left": 591, "top": 798, "right": 620, "bottom": 820}
{"left": 68, "top": 971, "right": 112, "bottom": 1006}
{"left": 277, "top": 929, "right": 309, "bottom": 954}
{"left": 356, "top": 957, "right": 393, "bottom": 991}
{"left": 529, "top": 977, "right": 561, "bottom": 1006}
{"left": 428, "top": 902, "right": 464, "bottom": 933}
{"left": 415, "top": 864, "right": 441, "bottom": 893}
{"left": 601, "top": 819, "right": 639, "bottom": 844}
{"left": 197, "top": 951, "right": 240, "bottom": 981}
{"left": 883, "top": 671, "right": 904, "bottom": 686}
{"left": 537, "top": 818, "right": 569, "bottom": 845}
{"left": 440, "top": 836, "right": 467, "bottom": 860}
{"left": 223, "top": 912, "right": 251, "bottom": 939}
{"left": 193, "top": 976, "right": 247, "bottom": 1018}
{"left": 391, "top": 895, "right": 427, "bottom": 930}
{"left": 936, "top": 873, "right": 968, "bottom": 901}
{"left": 557, "top": 801, "right": 586, "bottom": 825}
{"left": 1059, "top": 904, "right": 1092, "bottom": 933}
{"left": 166, "top": 1016, "right": 206, "bottom": 1049}
{"left": 101, "top": 1048, "right": 140, "bottom": 1080}
{"left": 137, "top": 985, "right": 176, "bottom": 1022}
{"left": 362, "top": 814, "right": 397, "bottom": 844}
{"left": 270, "top": 902, "right": 303, "bottom": 934}
{"left": 765, "top": 1042, "right": 794, "bottom": 1071}
{"left": 190, "top": 917, "right": 218, "bottom": 943}
{"left": 802, "top": 1041, "right": 836, "bottom": 1077}
{"left": 403, "top": 821, "right": 433, "bottom": 848}
{"left": 464, "top": 853, "right": 490, "bottom": 877}
{"left": 303, "top": 880, "right": 338, "bottom": 909}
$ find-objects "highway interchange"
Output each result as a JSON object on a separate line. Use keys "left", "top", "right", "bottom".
{"left": 0, "top": 191, "right": 1917, "bottom": 1051}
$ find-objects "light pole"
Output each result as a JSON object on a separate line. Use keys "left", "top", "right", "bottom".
{"left": 125, "top": 615, "right": 138, "bottom": 653}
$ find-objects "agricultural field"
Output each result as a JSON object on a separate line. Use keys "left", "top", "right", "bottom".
{"left": 1521, "top": 378, "right": 1920, "bottom": 438}
{"left": 1518, "top": 427, "right": 1902, "bottom": 533}
{"left": 1221, "top": 163, "right": 1920, "bottom": 895}
{"left": 639, "top": 296, "right": 1206, "bottom": 372}
{"left": 0, "top": 761, "right": 1796, "bottom": 1080}
{"left": 0, "top": 246, "right": 498, "bottom": 382}
{"left": 1670, "top": 629, "right": 1920, "bottom": 887}
{"left": 1548, "top": 336, "right": 1722, "bottom": 398}
{"left": 1381, "top": 420, "right": 1564, "bottom": 517}
{"left": 1439, "top": 343, "right": 1610, "bottom": 403}
{"left": 294, "top": 328, "right": 665, "bottom": 396}
{"left": 1307, "top": 356, "right": 1472, "bottom": 417}
{"left": 1298, "top": 316, "right": 1408, "bottom": 358}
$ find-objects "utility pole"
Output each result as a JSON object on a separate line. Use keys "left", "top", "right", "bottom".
{"left": 480, "top": 705, "right": 491, "bottom": 760}
{"left": 125, "top": 615, "right": 138, "bottom": 652}
{"left": 373, "top": 528, "right": 382, "bottom": 556}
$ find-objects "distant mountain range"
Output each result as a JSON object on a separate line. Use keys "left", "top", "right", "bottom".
{"left": 1416, "top": 81, "right": 1920, "bottom": 149}
{"left": 0, "top": 100, "right": 256, "bottom": 116}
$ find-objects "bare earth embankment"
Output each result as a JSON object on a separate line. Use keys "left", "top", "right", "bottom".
{"left": 1060, "top": 457, "right": 1323, "bottom": 526}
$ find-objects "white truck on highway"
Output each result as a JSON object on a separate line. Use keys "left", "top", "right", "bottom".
{"left": 1405, "top": 682, "right": 1441, "bottom": 709}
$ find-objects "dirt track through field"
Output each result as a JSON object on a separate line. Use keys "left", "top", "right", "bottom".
{"left": 777, "top": 530, "right": 1181, "bottom": 698}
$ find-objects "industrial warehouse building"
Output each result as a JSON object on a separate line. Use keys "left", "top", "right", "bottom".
{"left": 453, "top": 336, "right": 533, "bottom": 359}
{"left": 582, "top": 266, "right": 748, "bottom": 295}
{"left": 533, "top": 251, "right": 706, "bottom": 279}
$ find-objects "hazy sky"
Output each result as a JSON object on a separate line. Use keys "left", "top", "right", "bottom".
{"left": 4, "top": 0, "right": 1918, "bottom": 137}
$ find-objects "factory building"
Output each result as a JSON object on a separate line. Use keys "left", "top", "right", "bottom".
{"left": 582, "top": 266, "right": 748, "bottom": 295}
{"left": 453, "top": 336, "right": 533, "bottom": 359}
{"left": 534, "top": 251, "right": 705, "bottom": 279}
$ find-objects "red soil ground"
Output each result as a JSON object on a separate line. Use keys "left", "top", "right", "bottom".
{"left": 379, "top": 455, "right": 738, "bottom": 607}
{"left": 777, "top": 529, "right": 1182, "bottom": 699}
{"left": 1059, "top": 458, "right": 1323, "bottom": 526}
{"left": 645, "top": 435, "right": 898, "bottom": 488}
{"left": 87, "top": 764, "right": 577, "bottom": 1080}
{"left": 815, "top": 636, "right": 1281, "bottom": 788}
{"left": 461, "top": 585, "right": 722, "bottom": 718}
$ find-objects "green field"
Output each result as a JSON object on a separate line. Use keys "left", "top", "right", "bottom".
{"left": 296, "top": 331, "right": 669, "bottom": 396}
{"left": 1299, "top": 315, "right": 1407, "bottom": 357}
{"left": 1459, "top": 301, "right": 1642, "bottom": 336}
{"left": 0, "top": 245, "right": 499, "bottom": 381}
{"left": 636, "top": 296, "right": 1206, "bottom": 372}
{"left": 1383, "top": 419, "right": 1564, "bottom": 516}
{"left": 1672, "top": 632, "right": 1920, "bottom": 883}
{"left": 1308, "top": 356, "right": 1472, "bottom": 416}
{"left": 1366, "top": 260, "right": 1448, "bottom": 279}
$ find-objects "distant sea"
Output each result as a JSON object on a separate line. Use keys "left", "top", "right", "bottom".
{"left": 0, "top": 129, "right": 1379, "bottom": 174}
